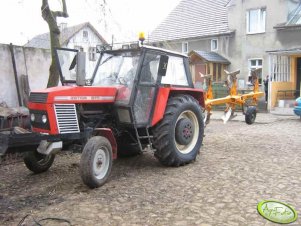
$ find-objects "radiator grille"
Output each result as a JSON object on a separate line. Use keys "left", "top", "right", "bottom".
{"left": 54, "top": 104, "right": 80, "bottom": 134}
{"left": 29, "top": 93, "right": 48, "bottom": 103}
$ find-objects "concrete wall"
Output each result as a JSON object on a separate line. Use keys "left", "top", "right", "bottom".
{"left": 0, "top": 44, "right": 51, "bottom": 107}
{"left": 0, "top": 26, "right": 106, "bottom": 107}
{"left": 227, "top": 0, "right": 301, "bottom": 87}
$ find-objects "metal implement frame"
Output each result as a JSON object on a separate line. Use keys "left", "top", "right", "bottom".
{"left": 202, "top": 68, "right": 264, "bottom": 124}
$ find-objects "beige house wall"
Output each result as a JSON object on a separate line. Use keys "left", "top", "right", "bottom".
{"left": 271, "top": 82, "right": 294, "bottom": 107}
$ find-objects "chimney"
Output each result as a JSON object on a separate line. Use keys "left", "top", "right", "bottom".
{"left": 59, "top": 23, "right": 67, "bottom": 32}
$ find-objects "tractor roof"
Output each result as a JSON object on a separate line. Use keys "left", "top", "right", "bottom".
{"left": 104, "top": 45, "right": 188, "bottom": 58}
{"left": 142, "top": 45, "right": 188, "bottom": 58}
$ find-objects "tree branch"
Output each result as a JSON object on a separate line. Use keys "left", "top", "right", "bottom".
{"left": 41, "top": 0, "right": 69, "bottom": 87}
{"left": 52, "top": 0, "right": 69, "bottom": 18}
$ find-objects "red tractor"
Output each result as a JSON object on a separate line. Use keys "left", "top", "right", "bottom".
{"left": 0, "top": 45, "right": 205, "bottom": 188}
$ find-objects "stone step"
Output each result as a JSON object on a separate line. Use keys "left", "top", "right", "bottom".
{"left": 277, "top": 99, "right": 295, "bottom": 108}
{"left": 270, "top": 107, "right": 294, "bottom": 116}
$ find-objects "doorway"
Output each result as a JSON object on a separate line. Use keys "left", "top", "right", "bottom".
{"left": 297, "top": 58, "right": 301, "bottom": 97}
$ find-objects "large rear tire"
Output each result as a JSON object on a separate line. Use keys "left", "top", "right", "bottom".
{"left": 152, "top": 95, "right": 204, "bottom": 166}
{"left": 80, "top": 136, "right": 112, "bottom": 188}
{"left": 23, "top": 150, "right": 55, "bottom": 174}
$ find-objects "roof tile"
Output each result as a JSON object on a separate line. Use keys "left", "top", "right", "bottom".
{"left": 190, "top": 50, "right": 230, "bottom": 64}
{"left": 150, "top": 0, "right": 231, "bottom": 42}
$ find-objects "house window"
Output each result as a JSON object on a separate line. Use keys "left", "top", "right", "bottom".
{"left": 270, "top": 55, "right": 290, "bottom": 82}
{"left": 211, "top": 39, "right": 218, "bottom": 51}
{"left": 89, "top": 47, "right": 97, "bottom": 61}
{"left": 248, "top": 58, "right": 263, "bottom": 83}
{"left": 182, "top": 42, "right": 188, "bottom": 54}
{"left": 83, "top": 30, "right": 88, "bottom": 38}
{"left": 74, "top": 46, "right": 84, "bottom": 52}
{"left": 246, "top": 8, "right": 266, "bottom": 34}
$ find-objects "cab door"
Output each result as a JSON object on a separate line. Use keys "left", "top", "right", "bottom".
{"left": 132, "top": 51, "right": 162, "bottom": 126}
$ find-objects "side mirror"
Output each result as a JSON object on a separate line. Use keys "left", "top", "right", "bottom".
{"left": 158, "top": 55, "right": 169, "bottom": 77}
{"left": 76, "top": 52, "right": 86, "bottom": 86}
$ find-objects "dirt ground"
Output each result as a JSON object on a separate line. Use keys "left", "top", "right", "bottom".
{"left": 1, "top": 112, "right": 301, "bottom": 226}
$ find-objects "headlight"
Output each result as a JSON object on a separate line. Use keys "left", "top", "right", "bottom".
{"left": 42, "top": 115, "right": 47, "bottom": 123}
{"left": 30, "top": 113, "right": 35, "bottom": 121}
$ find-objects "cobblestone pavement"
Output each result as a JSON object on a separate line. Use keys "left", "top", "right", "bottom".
{"left": 1, "top": 112, "right": 301, "bottom": 226}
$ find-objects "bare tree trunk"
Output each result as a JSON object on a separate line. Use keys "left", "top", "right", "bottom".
{"left": 41, "top": 0, "right": 68, "bottom": 88}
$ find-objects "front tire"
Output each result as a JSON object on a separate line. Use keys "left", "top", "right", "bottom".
{"left": 23, "top": 150, "right": 55, "bottom": 174}
{"left": 152, "top": 95, "right": 204, "bottom": 166}
{"left": 80, "top": 136, "right": 112, "bottom": 188}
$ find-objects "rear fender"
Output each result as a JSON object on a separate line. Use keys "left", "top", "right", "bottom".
{"left": 94, "top": 128, "right": 117, "bottom": 159}
{"left": 151, "top": 87, "right": 205, "bottom": 126}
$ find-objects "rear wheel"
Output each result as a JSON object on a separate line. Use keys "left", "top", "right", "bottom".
{"left": 80, "top": 136, "right": 112, "bottom": 188}
{"left": 23, "top": 150, "right": 55, "bottom": 174}
{"left": 152, "top": 95, "right": 204, "bottom": 166}
{"left": 245, "top": 106, "right": 257, "bottom": 125}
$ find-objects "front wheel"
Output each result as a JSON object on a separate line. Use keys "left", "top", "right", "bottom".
{"left": 152, "top": 95, "right": 204, "bottom": 166}
{"left": 80, "top": 136, "right": 112, "bottom": 188}
{"left": 23, "top": 150, "right": 55, "bottom": 174}
{"left": 245, "top": 106, "right": 257, "bottom": 125}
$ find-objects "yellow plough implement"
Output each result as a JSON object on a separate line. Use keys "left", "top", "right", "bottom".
{"left": 202, "top": 68, "right": 264, "bottom": 125}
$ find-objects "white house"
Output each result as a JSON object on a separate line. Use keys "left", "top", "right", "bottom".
{"left": 25, "top": 22, "right": 108, "bottom": 77}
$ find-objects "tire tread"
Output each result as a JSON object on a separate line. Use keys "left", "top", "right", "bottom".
{"left": 80, "top": 136, "right": 112, "bottom": 188}
{"left": 152, "top": 94, "right": 204, "bottom": 166}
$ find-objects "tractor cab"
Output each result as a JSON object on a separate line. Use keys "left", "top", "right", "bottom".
{"left": 55, "top": 45, "right": 196, "bottom": 128}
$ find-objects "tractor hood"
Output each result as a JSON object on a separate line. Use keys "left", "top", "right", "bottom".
{"left": 29, "top": 86, "right": 118, "bottom": 104}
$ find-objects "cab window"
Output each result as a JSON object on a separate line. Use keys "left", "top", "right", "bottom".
{"left": 161, "top": 56, "right": 188, "bottom": 86}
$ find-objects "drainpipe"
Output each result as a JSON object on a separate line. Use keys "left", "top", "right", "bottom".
{"left": 9, "top": 43, "right": 22, "bottom": 107}
{"left": 268, "top": 55, "right": 272, "bottom": 111}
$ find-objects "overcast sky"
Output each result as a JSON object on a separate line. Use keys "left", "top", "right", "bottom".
{"left": 0, "top": 0, "right": 181, "bottom": 46}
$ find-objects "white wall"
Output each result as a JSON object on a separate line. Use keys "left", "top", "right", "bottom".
{"left": 0, "top": 44, "right": 51, "bottom": 107}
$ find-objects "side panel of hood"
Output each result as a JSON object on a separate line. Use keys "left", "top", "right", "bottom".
{"left": 31, "top": 86, "right": 117, "bottom": 104}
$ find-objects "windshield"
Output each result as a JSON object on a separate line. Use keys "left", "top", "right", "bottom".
{"left": 92, "top": 52, "right": 140, "bottom": 87}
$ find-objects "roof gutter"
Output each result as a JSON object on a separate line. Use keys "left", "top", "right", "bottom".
{"left": 149, "top": 30, "right": 235, "bottom": 43}
{"left": 273, "top": 24, "right": 301, "bottom": 30}
{"left": 266, "top": 48, "right": 301, "bottom": 55}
